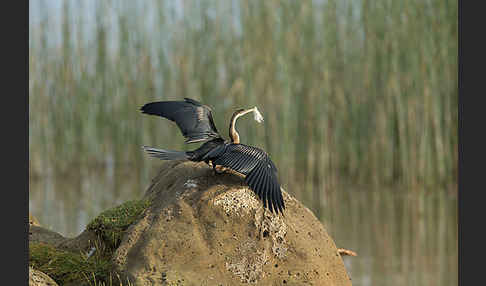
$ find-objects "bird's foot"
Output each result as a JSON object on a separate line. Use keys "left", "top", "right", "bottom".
{"left": 213, "top": 165, "right": 228, "bottom": 175}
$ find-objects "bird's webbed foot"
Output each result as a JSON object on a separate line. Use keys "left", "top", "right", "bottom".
{"left": 213, "top": 164, "right": 228, "bottom": 175}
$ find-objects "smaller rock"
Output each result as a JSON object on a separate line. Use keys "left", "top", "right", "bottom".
{"left": 29, "top": 226, "right": 67, "bottom": 247}
{"left": 29, "top": 267, "right": 58, "bottom": 286}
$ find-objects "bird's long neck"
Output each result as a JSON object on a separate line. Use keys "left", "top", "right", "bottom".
{"left": 229, "top": 108, "right": 255, "bottom": 144}
{"left": 229, "top": 113, "right": 241, "bottom": 144}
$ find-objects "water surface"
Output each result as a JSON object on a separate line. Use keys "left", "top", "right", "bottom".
{"left": 29, "top": 163, "right": 457, "bottom": 286}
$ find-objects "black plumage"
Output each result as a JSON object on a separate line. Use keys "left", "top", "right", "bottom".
{"left": 141, "top": 98, "right": 220, "bottom": 144}
{"left": 140, "top": 98, "right": 285, "bottom": 214}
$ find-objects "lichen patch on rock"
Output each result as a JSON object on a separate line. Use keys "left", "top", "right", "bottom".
{"left": 183, "top": 179, "right": 199, "bottom": 189}
{"left": 225, "top": 240, "right": 269, "bottom": 284}
{"left": 213, "top": 187, "right": 260, "bottom": 216}
{"left": 254, "top": 210, "right": 288, "bottom": 258}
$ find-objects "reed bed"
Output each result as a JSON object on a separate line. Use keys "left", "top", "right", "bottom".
{"left": 29, "top": 0, "right": 457, "bottom": 206}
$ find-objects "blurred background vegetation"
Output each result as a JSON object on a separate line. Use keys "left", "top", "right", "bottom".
{"left": 29, "top": 1, "right": 457, "bottom": 285}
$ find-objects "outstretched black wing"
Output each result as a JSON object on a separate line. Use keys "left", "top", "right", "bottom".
{"left": 206, "top": 143, "right": 285, "bottom": 214}
{"left": 140, "top": 98, "right": 221, "bottom": 143}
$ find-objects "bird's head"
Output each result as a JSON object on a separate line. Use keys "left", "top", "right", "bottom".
{"left": 232, "top": 107, "right": 264, "bottom": 123}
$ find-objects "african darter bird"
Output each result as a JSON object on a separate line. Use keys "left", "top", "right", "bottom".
{"left": 140, "top": 98, "right": 285, "bottom": 214}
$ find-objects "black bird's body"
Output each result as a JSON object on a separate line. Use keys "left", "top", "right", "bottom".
{"left": 141, "top": 98, "right": 285, "bottom": 214}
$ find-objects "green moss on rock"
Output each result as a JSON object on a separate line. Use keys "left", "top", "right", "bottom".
{"left": 29, "top": 242, "right": 112, "bottom": 285}
{"left": 87, "top": 199, "right": 151, "bottom": 251}
{"left": 29, "top": 199, "right": 151, "bottom": 285}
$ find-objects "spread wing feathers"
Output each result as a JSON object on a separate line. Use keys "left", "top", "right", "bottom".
{"left": 142, "top": 146, "right": 189, "bottom": 160}
{"left": 140, "top": 98, "right": 220, "bottom": 143}
{"left": 210, "top": 144, "right": 285, "bottom": 214}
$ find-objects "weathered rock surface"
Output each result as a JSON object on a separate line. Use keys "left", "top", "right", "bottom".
{"left": 114, "top": 160, "right": 352, "bottom": 285}
{"left": 29, "top": 267, "right": 58, "bottom": 286}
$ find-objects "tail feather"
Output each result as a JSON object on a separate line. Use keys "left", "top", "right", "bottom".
{"left": 142, "top": 146, "right": 188, "bottom": 160}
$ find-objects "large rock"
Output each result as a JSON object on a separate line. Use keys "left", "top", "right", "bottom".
{"left": 114, "top": 160, "right": 352, "bottom": 285}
